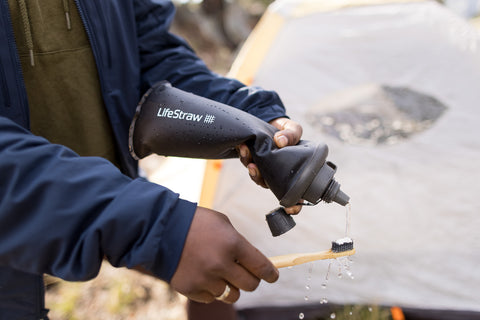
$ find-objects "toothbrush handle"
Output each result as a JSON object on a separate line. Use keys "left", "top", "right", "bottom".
{"left": 269, "top": 249, "right": 356, "bottom": 268}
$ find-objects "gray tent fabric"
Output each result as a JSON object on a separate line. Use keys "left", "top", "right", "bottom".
{"left": 211, "top": 0, "right": 480, "bottom": 313}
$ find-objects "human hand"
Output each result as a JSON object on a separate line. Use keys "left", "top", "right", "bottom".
{"left": 238, "top": 117, "right": 303, "bottom": 214}
{"left": 170, "top": 207, "right": 279, "bottom": 304}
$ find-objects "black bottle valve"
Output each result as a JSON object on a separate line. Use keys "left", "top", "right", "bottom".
{"left": 128, "top": 82, "right": 350, "bottom": 237}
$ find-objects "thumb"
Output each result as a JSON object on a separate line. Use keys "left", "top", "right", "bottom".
{"left": 270, "top": 118, "right": 303, "bottom": 148}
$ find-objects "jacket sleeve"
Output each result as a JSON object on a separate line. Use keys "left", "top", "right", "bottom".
{"left": 134, "top": 0, "right": 288, "bottom": 123}
{"left": 0, "top": 116, "right": 196, "bottom": 282}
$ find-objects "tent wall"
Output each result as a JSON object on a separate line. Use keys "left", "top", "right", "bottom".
{"left": 209, "top": 0, "right": 480, "bottom": 314}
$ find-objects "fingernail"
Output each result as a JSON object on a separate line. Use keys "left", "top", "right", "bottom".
{"left": 239, "top": 146, "right": 247, "bottom": 158}
{"left": 277, "top": 135, "right": 288, "bottom": 148}
{"left": 248, "top": 167, "right": 256, "bottom": 178}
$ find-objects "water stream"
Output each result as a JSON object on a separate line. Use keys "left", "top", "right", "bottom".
{"left": 299, "top": 203, "right": 355, "bottom": 319}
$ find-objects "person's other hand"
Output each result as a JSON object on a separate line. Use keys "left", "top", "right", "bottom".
{"left": 170, "top": 207, "right": 279, "bottom": 304}
{"left": 238, "top": 117, "right": 303, "bottom": 214}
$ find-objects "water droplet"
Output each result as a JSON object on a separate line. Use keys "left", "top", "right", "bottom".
{"left": 337, "top": 272, "right": 343, "bottom": 279}
{"left": 368, "top": 307, "right": 373, "bottom": 312}
{"left": 321, "top": 283, "right": 327, "bottom": 289}
{"left": 305, "top": 285, "right": 310, "bottom": 290}
{"left": 325, "top": 262, "right": 332, "bottom": 281}
{"left": 304, "top": 295, "right": 309, "bottom": 301}
{"left": 320, "top": 298, "right": 328, "bottom": 304}
{"left": 349, "top": 311, "right": 353, "bottom": 316}
{"left": 299, "top": 312, "right": 305, "bottom": 319}
{"left": 330, "top": 313, "right": 336, "bottom": 319}
{"left": 308, "top": 263, "right": 313, "bottom": 274}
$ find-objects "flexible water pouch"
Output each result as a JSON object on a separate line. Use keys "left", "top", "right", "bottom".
{"left": 129, "top": 82, "right": 349, "bottom": 235}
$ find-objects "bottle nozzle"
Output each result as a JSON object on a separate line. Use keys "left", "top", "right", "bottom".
{"left": 333, "top": 188, "right": 350, "bottom": 206}
{"left": 322, "top": 179, "right": 350, "bottom": 206}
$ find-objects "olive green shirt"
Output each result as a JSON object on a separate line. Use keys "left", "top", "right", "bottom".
{"left": 8, "top": 0, "right": 120, "bottom": 167}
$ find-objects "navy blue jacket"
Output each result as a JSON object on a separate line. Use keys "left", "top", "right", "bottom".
{"left": 0, "top": 0, "right": 287, "bottom": 283}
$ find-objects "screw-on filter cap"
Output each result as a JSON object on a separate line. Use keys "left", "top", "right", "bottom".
{"left": 266, "top": 207, "right": 296, "bottom": 237}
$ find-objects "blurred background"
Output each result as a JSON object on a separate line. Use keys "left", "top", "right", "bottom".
{"left": 45, "top": 1, "right": 480, "bottom": 319}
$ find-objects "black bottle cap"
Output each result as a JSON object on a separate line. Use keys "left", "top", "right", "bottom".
{"left": 266, "top": 207, "right": 296, "bottom": 237}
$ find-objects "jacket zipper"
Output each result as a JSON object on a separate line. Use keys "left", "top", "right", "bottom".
{"left": 74, "top": 0, "right": 108, "bottom": 91}
{"left": 0, "top": 61, "right": 11, "bottom": 108}
{"left": 92, "top": 1, "right": 112, "bottom": 69}
{"left": 74, "top": 0, "right": 130, "bottom": 174}
{"left": 0, "top": 0, "right": 11, "bottom": 108}
{"left": 1, "top": 0, "right": 29, "bottom": 126}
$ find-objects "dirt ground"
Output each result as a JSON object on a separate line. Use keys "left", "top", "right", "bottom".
{"left": 45, "top": 263, "right": 187, "bottom": 320}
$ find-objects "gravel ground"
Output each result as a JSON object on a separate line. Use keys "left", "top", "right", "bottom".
{"left": 46, "top": 262, "right": 187, "bottom": 320}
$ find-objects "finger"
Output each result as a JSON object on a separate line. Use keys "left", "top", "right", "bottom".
{"left": 192, "top": 280, "right": 240, "bottom": 304}
{"left": 234, "top": 236, "right": 279, "bottom": 284}
{"left": 270, "top": 117, "right": 303, "bottom": 136}
{"left": 273, "top": 128, "right": 300, "bottom": 148}
{"left": 188, "top": 290, "right": 220, "bottom": 304}
{"left": 216, "top": 284, "right": 240, "bottom": 304}
{"left": 210, "top": 279, "right": 231, "bottom": 299}
{"left": 237, "top": 144, "right": 252, "bottom": 167}
{"left": 270, "top": 118, "right": 303, "bottom": 148}
{"left": 221, "top": 262, "right": 261, "bottom": 293}
{"left": 284, "top": 204, "right": 302, "bottom": 215}
{"left": 273, "top": 133, "right": 289, "bottom": 148}
{"left": 247, "top": 163, "right": 268, "bottom": 188}
{"left": 176, "top": 276, "right": 225, "bottom": 304}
